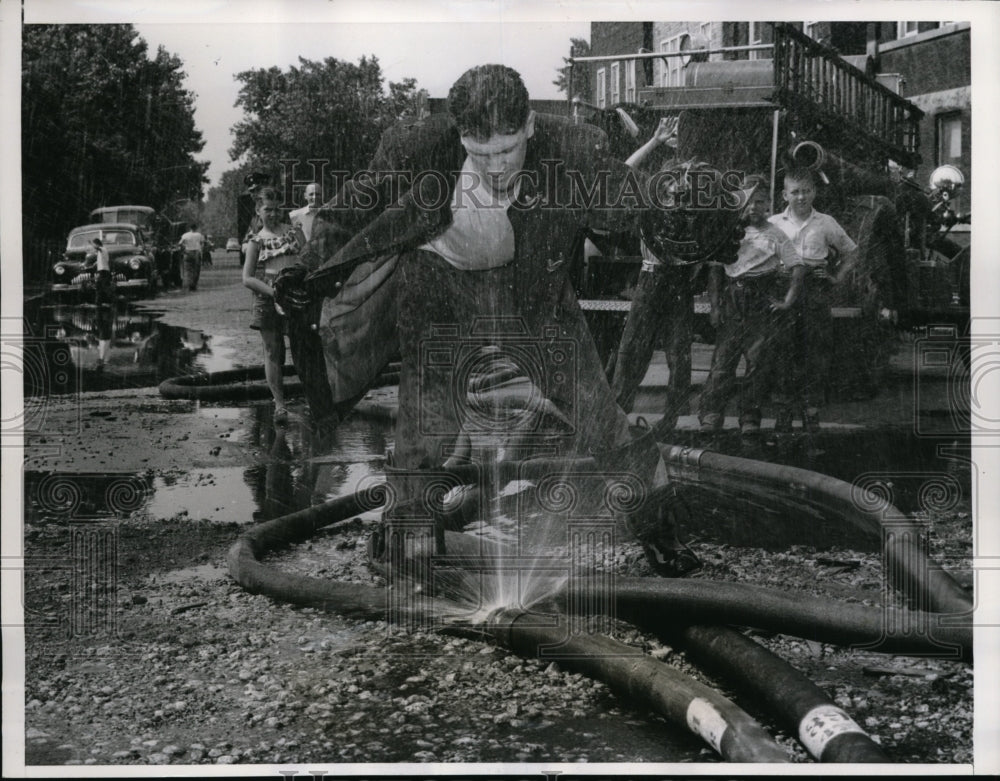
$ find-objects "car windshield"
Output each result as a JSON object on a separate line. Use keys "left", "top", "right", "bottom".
{"left": 67, "top": 230, "right": 138, "bottom": 250}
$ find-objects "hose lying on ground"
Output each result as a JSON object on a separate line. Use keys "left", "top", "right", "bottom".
{"left": 662, "top": 444, "right": 973, "bottom": 617}
{"left": 668, "top": 624, "right": 891, "bottom": 763}
{"left": 158, "top": 363, "right": 400, "bottom": 402}
{"left": 487, "top": 609, "right": 791, "bottom": 763}
{"left": 226, "top": 489, "right": 790, "bottom": 761}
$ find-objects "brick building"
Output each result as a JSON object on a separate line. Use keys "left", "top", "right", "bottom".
{"left": 588, "top": 20, "right": 971, "bottom": 215}
{"left": 869, "top": 22, "right": 971, "bottom": 217}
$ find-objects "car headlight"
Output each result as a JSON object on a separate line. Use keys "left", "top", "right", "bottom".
{"left": 54, "top": 264, "right": 66, "bottom": 275}
{"left": 129, "top": 257, "right": 143, "bottom": 270}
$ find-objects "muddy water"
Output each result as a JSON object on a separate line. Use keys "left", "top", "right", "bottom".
{"left": 24, "top": 406, "right": 970, "bottom": 560}
{"left": 22, "top": 300, "right": 243, "bottom": 396}
{"left": 24, "top": 415, "right": 392, "bottom": 526}
{"left": 21, "top": 295, "right": 971, "bottom": 552}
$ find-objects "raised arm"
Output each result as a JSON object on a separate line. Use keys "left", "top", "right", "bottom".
{"left": 625, "top": 116, "right": 679, "bottom": 169}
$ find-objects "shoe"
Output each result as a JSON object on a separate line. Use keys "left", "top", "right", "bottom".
{"left": 273, "top": 405, "right": 289, "bottom": 425}
{"left": 773, "top": 407, "right": 793, "bottom": 433}
{"left": 641, "top": 540, "right": 702, "bottom": 577}
{"left": 740, "top": 420, "right": 760, "bottom": 436}
{"left": 699, "top": 413, "right": 723, "bottom": 433}
{"left": 625, "top": 488, "right": 701, "bottom": 577}
{"left": 803, "top": 407, "right": 820, "bottom": 433}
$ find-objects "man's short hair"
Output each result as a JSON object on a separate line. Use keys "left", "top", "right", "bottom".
{"left": 447, "top": 64, "right": 530, "bottom": 140}
{"left": 782, "top": 167, "right": 818, "bottom": 188}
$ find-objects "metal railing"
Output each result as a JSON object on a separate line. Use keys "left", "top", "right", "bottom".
{"left": 771, "top": 23, "right": 922, "bottom": 166}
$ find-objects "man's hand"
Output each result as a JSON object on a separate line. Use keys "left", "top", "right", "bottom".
{"left": 272, "top": 265, "right": 312, "bottom": 313}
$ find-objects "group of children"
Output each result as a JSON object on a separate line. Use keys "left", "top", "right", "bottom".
{"left": 696, "top": 166, "right": 858, "bottom": 435}
{"left": 608, "top": 116, "right": 860, "bottom": 436}
{"left": 246, "top": 138, "right": 859, "bottom": 436}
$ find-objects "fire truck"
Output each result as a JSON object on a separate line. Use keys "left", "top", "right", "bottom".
{"left": 571, "top": 22, "right": 970, "bottom": 396}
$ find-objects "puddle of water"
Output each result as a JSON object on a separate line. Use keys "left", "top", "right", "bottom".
{"left": 21, "top": 299, "right": 243, "bottom": 396}
{"left": 23, "top": 417, "right": 396, "bottom": 527}
{"left": 149, "top": 467, "right": 261, "bottom": 524}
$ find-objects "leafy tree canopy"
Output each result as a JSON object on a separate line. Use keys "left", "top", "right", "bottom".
{"left": 553, "top": 37, "right": 594, "bottom": 103}
{"left": 229, "top": 55, "right": 427, "bottom": 207}
{"left": 22, "top": 24, "right": 208, "bottom": 240}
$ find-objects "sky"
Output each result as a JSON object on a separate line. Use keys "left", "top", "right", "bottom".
{"left": 17, "top": 0, "right": 996, "bottom": 191}
{"left": 129, "top": 19, "right": 589, "bottom": 188}
{"left": 21, "top": 0, "right": 595, "bottom": 188}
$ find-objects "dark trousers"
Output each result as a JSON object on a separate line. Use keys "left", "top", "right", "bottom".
{"left": 774, "top": 278, "right": 832, "bottom": 410}
{"left": 394, "top": 250, "right": 634, "bottom": 496}
{"left": 699, "top": 277, "right": 791, "bottom": 424}
{"left": 609, "top": 265, "right": 695, "bottom": 422}
{"left": 182, "top": 250, "right": 201, "bottom": 291}
{"left": 94, "top": 269, "right": 113, "bottom": 306}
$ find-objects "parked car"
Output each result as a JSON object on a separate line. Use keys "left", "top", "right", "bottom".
{"left": 90, "top": 204, "right": 184, "bottom": 287}
{"left": 225, "top": 237, "right": 240, "bottom": 252}
{"left": 51, "top": 223, "right": 159, "bottom": 299}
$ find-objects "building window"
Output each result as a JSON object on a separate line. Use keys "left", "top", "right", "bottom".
{"left": 625, "top": 59, "right": 636, "bottom": 103}
{"left": 610, "top": 61, "right": 620, "bottom": 104}
{"left": 659, "top": 36, "right": 683, "bottom": 87}
{"left": 937, "top": 113, "right": 963, "bottom": 164}
{"left": 596, "top": 67, "right": 606, "bottom": 108}
{"left": 804, "top": 21, "right": 819, "bottom": 40}
{"left": 898, "top": 21, "right": 920, "bottom": 38}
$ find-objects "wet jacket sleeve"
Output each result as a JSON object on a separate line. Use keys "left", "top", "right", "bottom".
{"left": 304, "top": 116, "right": 462, "bottom": 295}
{"left": 558, "top": 122, "right": 648, "bottom": 234}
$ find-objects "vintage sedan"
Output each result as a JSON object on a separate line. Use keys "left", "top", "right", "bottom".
{"left": 51, "top": 223, "right": 159, "bottom": 299}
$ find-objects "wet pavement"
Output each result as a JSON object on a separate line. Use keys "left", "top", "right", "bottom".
{"left": 17, "top": 258, "right": 978, "bottom": 768}
{"left": 20, "top": 254, "right": 973, "bottom": 548}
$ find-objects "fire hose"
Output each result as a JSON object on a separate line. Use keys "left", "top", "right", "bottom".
{"left": 227, "top": 469, "right": 969, "bottom": 762}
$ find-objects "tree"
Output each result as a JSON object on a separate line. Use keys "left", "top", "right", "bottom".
{"left": 201, "top": 165, "right": 256, "bottom": 241}
{"left": 553, "top": 37, "right": 594, "bottom": 104}
{"left": 229, "top": 56, "right": 426, "bottom": 205}
{"left": 21, "top": 24, "right": 208, "bottom": 241}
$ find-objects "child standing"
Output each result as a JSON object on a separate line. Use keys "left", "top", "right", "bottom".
{"left": 768, "top": 167, "right": 858, "bottom": 431}
{"left": 242, "top": 187, "right": 302, "bottom": 424}
{"left": 608, "top": 116, "right": 703, "bottom": 436}
{"left": 87, "top": 237, "right": 112, "bottom": 307}
{"left": 698, "top": 176, "right": 805, "bottom": 434}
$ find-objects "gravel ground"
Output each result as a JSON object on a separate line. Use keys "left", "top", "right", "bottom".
{"left": 17, "top": 259, "right": 977, "bottom": 769}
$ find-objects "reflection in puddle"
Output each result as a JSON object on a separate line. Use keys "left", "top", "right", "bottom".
{"left": 22, "top": 299, "right": 232, "bottom": 395}
{"left": 24, "top": 417, "right": 394, "bottom": 527}
{"left": 148, "top": 562, "right": 228, "bottom": 585}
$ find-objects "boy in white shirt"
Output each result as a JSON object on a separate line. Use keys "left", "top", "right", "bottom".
{"left": 699, "top": 176, "right": 804, "bottom": 435}
{"left": 768, "top": 167, "right": 858, "bottom": 432}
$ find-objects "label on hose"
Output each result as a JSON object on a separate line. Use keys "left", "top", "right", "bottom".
{"left": 798, "top": 704, "right": 867, "bottom": 758}
{"left": 686, "top": 697, "right": 728, "bottom": 754}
